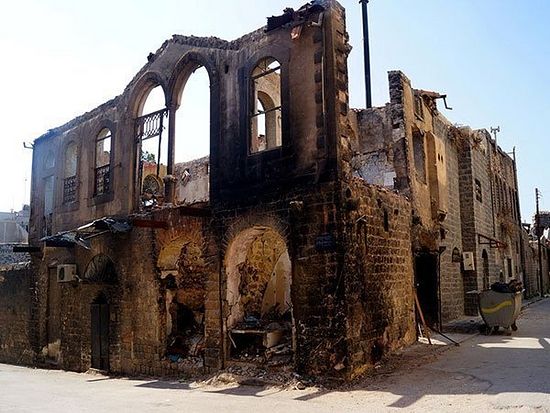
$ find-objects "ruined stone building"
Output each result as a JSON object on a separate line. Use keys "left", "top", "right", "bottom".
{"left": 0, "top": 1, "right": 532, "bottom": 379}
{"left": 0, "top": 1, "right": 416, "bottom": 379}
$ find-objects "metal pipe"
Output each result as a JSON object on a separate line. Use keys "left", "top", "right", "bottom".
{"left": 360, "top": 0, "right": 372, "bottom": 108}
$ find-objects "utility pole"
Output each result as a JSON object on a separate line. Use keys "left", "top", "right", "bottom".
{"left": 536, "top": 188, "right": 544, "bottom": 296}
{"left": 359, "top": 0, "right": 372, "bottom": 108}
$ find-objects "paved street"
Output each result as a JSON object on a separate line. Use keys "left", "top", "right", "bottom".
{"left": 1, "top": 299, "right": 550, "bottom": 412}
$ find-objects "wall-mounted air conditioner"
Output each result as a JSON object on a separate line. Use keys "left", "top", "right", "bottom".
{"left": 57, "top": 264, "right": 78, "bottom": 283}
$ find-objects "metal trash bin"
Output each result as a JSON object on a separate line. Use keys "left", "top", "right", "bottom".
{"left": 478, "top": 290, "right": 522, "bottom": 333}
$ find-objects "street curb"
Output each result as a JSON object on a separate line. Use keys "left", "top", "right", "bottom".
{"left": 521, "top": 296, "right": 545, "bottom": 310}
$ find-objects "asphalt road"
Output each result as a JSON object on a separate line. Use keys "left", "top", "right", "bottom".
{"left": 1, "top": 299, "right": 549, "bottom": 412}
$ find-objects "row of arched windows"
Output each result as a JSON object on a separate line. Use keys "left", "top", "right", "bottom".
{"left": 43, "top": 55, "right": 284, "bottom": 213}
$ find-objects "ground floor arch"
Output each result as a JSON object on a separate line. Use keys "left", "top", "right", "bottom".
{"left": 224, "top": 226, "right": 293, "bottom": 365}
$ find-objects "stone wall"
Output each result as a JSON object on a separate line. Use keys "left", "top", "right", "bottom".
{"left": 0, "top": 263, "right": 34, "bottom": 365}
{"left": 0, "top": 244, "right": 30, "bottom": 266}
{"left": 342, "top": 179, "right": 415, "bottom": 378}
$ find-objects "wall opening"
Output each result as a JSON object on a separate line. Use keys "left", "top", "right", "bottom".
{"left": 173, "top": 66, "right": 210, "bottom": 205}
{"left": 91, "top": 293, "right": 110, "bottom": 371}
{"left": 94, "top": 128, "right": 112, "bottom": 196}
{"left": 137, "top": 85, "right": 168, "bottom": 208}
{"left": 250, "top": 58, "right": 282, "bottom": 154}
{"left": 63, "top": 142, "right": 77, "bottom": 204}
{"left": 414, "top": 252, "right": 439, "bottom": 328}
{"left": 224, "top": 226, "right": 293, "bottom": 366}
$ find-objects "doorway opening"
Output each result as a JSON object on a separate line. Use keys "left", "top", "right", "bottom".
{"left": 91, "top": 293, "right": 110, "bottom": 371}
{"left": 414, "top": 252, "right": 439, "bottom": 328}
{"left": 224, "top": 226, "right": 293, "bottom": 366}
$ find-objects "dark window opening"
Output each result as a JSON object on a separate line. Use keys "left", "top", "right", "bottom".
{"left": 250, "top": 57, "right": 282, "bottom": 154}
{"left": 383, "top": 209, "right": 389, "bottom": 232}
{"left": 475, "top": 179, "right": 483, "bottom": 203}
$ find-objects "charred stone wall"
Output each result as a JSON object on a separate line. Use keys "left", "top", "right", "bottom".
{"left": 0, "top": 264, "right": 34, "bottom": 365}
{"left": 342, "top": 179, "right": 415, "bottom": 378}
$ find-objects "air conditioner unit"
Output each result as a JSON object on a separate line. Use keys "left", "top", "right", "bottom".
{"left": 462, "top": 252, "right": 475, "bottom": 271}
{"left": 57, "top": 264, "right": 78, "bottom": 283}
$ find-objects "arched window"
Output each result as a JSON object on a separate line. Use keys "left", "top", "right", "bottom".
{"left": 95, "top": 128, "right": 112, "bottom": 196}
{"left": 44, "top": 150, "right": 55, "bottom": 169}
{"left": 250, "top": 57, "right": 282, "bottom": 153}
{"left": 135, "top": 85, "right": 168, "bottom": 207}
{"left": 63, "top": 142, "right": 77, "bottom": 204}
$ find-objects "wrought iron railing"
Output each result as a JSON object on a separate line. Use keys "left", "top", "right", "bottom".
{"left": 63, "top": 175, "right": 77, "bottom": 204}
{"left": 95, "top": 164, "right": 111, "bottom": 196}
{"left": 134, "top": 108, "right": 168, "bottom": 142}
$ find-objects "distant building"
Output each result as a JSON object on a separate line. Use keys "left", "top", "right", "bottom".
{"left": 0, "top": 205, "right": 29, "bottom": 244}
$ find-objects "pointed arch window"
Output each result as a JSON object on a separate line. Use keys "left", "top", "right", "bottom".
{"left": 95, "top": 128, "right": 112, "bottom": 196}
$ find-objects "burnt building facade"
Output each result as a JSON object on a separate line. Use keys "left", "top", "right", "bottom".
{"left": 0, "top": 1, "right": 417, "bottom": 379}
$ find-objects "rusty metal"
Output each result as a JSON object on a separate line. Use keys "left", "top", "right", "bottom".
{"left": 63, "top": 175, "right": 77, "bottom": 204}
{"left": 477, "top": 233, "right": 507, "bottom": 249}
{"left": 94, "top": 164, "right": 111, "bottom": 196}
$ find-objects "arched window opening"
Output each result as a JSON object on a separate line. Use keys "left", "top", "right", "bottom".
{"left": 94, "top": 128, "right": 112, "bottom": 196}
{"left": 135, "top": 85, "right": 168, "bottom": 208}
{"left": 250, "top": 58, "right": 282, "bottom": 154}
{"left": 63, "top": 142, "right": 77, "bottom": 204}
{"left": 174, "top": 66, "right": 210, "bottom": 205}
{"left": 44, "top": 150, "right": 55, "bottom": 169}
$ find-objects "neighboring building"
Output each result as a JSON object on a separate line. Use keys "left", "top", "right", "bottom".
{"left": 348, "top": 71, "right": 525, "bottom": 323}
{"left": 0, "top": 205, "right": 29, "bottom": 244}
{"left": 1, "top": 1, "right": 416, "bottom": 379}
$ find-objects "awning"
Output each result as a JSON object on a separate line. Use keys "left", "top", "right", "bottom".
{"left": 40, "top": 217, "right": 132, "bottom": 249}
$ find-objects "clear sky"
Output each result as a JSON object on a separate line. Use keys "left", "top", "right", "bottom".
{"left": 1, "top": 0, "right": 548, "bottom": 221}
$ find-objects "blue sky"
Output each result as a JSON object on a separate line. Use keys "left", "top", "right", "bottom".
{"left": 0, "top": 0, "right": 548, "bottom": 220}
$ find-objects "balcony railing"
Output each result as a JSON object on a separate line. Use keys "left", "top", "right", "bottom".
{"left": 63, "top": 175, "right": 77, "bottom": 204}
{"left": 95, "top": 164, "right": 111, "bottom": 196}
{"left": 135, "top": 108, "right": 168, "bottom": 142}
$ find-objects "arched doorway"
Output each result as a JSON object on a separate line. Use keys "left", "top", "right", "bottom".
{"left": 91, "top": 293, "right": 109, "bottom": 371}
{"left": 224, "top": 226, "right": 293, "bottom": 364}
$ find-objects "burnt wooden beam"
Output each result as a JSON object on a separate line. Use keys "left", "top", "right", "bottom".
{"left": 178, "top": 206, "right": 211, "bottom": 217}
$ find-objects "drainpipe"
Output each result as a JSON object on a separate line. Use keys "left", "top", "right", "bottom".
{"left": 360, "top": 0, "right": 372, "bottom": 108}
